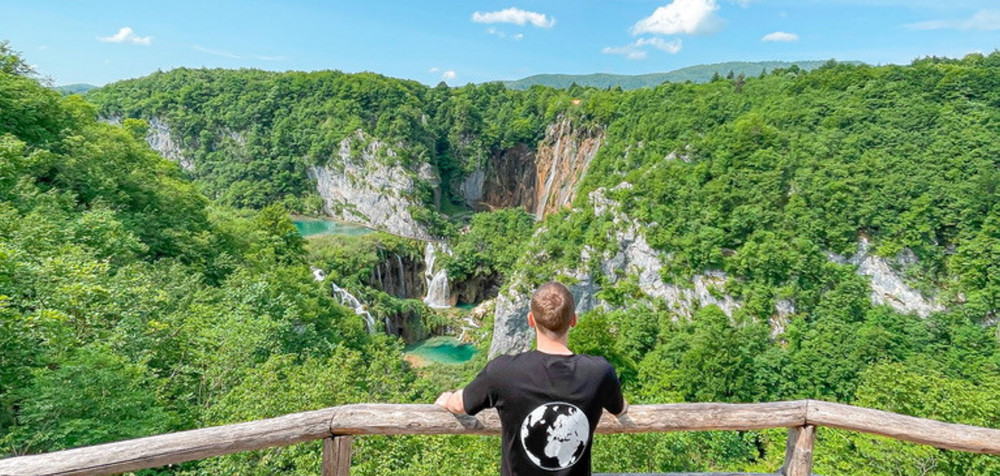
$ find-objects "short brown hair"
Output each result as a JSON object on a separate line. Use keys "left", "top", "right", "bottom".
{"left": 530, "top": 281, "right": 575, "bottom": 335}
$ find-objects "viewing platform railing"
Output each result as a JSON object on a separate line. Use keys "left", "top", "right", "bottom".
{"left": 2, "top": 399, "right": 1000, "bottom": 476}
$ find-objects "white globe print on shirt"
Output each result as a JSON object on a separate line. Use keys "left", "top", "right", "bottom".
{"left": 519, "top": 402, "right": 590, "bottom": 470}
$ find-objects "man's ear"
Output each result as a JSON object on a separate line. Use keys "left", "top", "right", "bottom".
{"left": 527, "top": 312, "right": 536, "bottom": 329}
{"left": 570, "top": 313, "right": 578, "bottom": 328}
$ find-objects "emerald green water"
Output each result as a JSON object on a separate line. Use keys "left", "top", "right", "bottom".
{"left": 405, "top": 337, "right": 477, "bottom": 365}
{"left": 293, "top": 219, "right": 372, "bottom": 237}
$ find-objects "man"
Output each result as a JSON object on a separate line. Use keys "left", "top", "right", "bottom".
{"left": 436, "top": 281, "right": 628, "bottom": 476}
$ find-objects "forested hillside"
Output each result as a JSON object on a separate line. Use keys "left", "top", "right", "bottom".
{"left": 88, "top": 70, "right": 559, "bottom": 212}
{"left": 500, "top": 60, "right": 854, "bottom": 90}
{"left": 497, "top": 54, "right": 1000, "bottom": 474}
{"left": 0, "top": 45, "right": 488, "bottom": 475}
{"left": 7, "top": 39, "right": 1000, "bottom": 475}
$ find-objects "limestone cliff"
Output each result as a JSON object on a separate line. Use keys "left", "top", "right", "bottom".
{"left": 462, "top": 116, "right": 604, "bottom": 219}
{"left": 479, "top": 144, "right": 538, "bottom": 212}
{"left": 490, "top": 187, "right": 948, "bottom": 356}
{"left": 102, "top": 115, "right": 194, "bottom": 171}
{"left": 827, "top": 237, "right": 944, "bottom": 318}
{"left": 489, "top": 183, "right": 742, "bottom": 357}
{"left": 309, "top": 131, "right": 436, "bottom": 240}
{"left": 532, "top": 119, "right": 604, "bottom": 218}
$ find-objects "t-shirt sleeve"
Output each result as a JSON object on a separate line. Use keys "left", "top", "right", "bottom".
{"left": 600, "top": 360, "right": 626, "bottom": 415}
{"left": 462, "top": 361, "right": 498, "bottom": 416}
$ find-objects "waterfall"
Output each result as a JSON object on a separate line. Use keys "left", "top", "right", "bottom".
{"left": 331, "top": 282, "right": 376, "bottom": 333}
{"left": 423, "top": 242, "right": 452, "bottom": 308}
{"left": 396, "top": 253, "right": 406, "bottom": 297}
{"left": 311, "top": 267, "right": 327, "bottom": 282}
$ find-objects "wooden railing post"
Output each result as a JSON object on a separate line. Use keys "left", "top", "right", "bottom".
{"left": 779, "top": 425, "right": 815, "bottom": 476}
{"left": 322, "top": 435, "right": 352, "bottom": 476}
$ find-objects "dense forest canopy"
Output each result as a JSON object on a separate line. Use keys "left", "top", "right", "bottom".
{"left": 5, "top": 39, "right": 1000, "bottom": 474}
{"left": 88, "top": 69, "right": 564, "bottom": 215}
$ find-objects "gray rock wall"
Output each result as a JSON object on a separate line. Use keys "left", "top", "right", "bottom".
{"left": 827, "top": 237, "right": 943, "bottom": 317}
{"left": 309, "top": 131, "right": 435, "bottom": 240}
{"left": 489, "top": 183, "right": 743, "bottom": 357}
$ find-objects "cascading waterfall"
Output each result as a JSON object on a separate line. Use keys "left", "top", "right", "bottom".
{"left": 331, "top": 281, "right": 377, "bottom": 334}
{"left": 312, "top": 266, "right": 376, "bottom": 333}
{"left": 396, "top": 253, "right": 406, "bottom": 297}
{"left": 423, "top": 242, "right": 452, "bottom": 308}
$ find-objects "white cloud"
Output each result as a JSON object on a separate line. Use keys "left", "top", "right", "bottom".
{"left": 98, "top": 27, "right": 152, "bottom": 45}
{"left": 762, "top": 31, "right": 799, "bottom": 42}
{"left": 38, "top": 45, "right": 49, "bottom": 50}
{"left": 636, "top": 37, "right": 683, "bottom": 53}
{"left": 472, "top": 8, "right": 555, "bottom": 28}
{"left": 486, "top": 27, "right": 527, "bottom": 40}
{"left": 193, "top": 45, "right": 242, "bottom": 59}
{"left": 603, "top": 38, "right": 683, "bottom": 59}
{"left": 442, "top": 70, "right": 457, "bottom": 80}
{"left": 906, "top": 8, "right": 1000, "bottom": 31}
{"left": 429, "top": 67, "right": 441, "bottom": 73}
{"left": 602, "top": 45, "right": 648, "bottom": 60}
{"left": 632, "top": 0, "right": 723, "bottom": 36}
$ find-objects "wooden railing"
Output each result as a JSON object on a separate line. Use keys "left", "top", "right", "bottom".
{"left": 2, "top": 400, "right": 1000, "bottom": 476}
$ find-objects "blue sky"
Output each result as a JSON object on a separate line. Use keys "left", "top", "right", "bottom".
{"left": 3, "top": 0, "right": 1000, "bottom": 86}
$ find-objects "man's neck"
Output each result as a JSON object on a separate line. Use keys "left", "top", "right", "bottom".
{"left": 535, "top": 332, "right": 573, "bottom": 355}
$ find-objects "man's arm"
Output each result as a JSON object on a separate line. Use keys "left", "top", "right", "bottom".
{"left": 435, "top": 389, "right": 466, "bottom": 415}
{"left": 614, "top": 398, "right": 629, "bottom": 417}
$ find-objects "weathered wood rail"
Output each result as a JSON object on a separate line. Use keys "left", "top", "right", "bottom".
{"left": 2, "top": 399, "right": 999, "bottom": 476}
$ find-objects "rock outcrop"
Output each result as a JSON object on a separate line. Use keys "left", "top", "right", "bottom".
{"left": 145, "top": 117, "right": 194, "bottom": 171}
{"left": 102, "top": 115, "right": 194, "bottom": 171}
{"left": 489, "top": 183, "right": 741, "bottom": 357}
{"left": 827, "top": 237, "right": 944, "bottom": 318}
{"left": 461, "top": 116, "right": 604, "bottom": 219}
{"left": 368, "top": 252, "right": 426, "bottom": 300}
{"left": 480, "top": 144, "right": 538, "bottom": 212}
{"left": 309, "top": 131, "right": 436, "bottom": 240}
{"left": 533, "top": 119, "right": 604, "bottom": 218}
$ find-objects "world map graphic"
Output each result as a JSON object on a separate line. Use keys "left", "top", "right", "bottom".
{"left": 519, "top": 402, "right": 590, "bottom": 470}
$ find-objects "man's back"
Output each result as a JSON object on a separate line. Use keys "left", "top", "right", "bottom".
{"left": 463, "top": 350, "right": 625, "bottom": 476}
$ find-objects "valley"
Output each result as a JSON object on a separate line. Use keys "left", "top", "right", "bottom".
{"left": 6, "top": 44, "right": 1000, "bottom": 474}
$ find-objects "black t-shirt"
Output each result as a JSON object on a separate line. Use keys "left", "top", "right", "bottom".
{"left": 463, "top": 350, "right": 625, "bottom": 476}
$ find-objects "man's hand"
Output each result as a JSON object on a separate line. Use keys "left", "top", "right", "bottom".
{"left": 435, "top": 389, "right": 465, "bottom": 415}
{"left": 434, "top": 391, "right": 453, "bottom": 407}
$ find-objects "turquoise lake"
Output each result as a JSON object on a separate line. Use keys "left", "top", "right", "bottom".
{"left": 293, "top": 219, "right": 372, "bottom": 237}
{"left": 405, "top": 337, "right": 477, "bottom": 365}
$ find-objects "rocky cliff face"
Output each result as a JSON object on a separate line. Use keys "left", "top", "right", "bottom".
{"left": 827, "top": 237, "right": 944, "bottom": 318}
{"left": 309, "top": 131, "right": 436, "bottom": 240}
{"left": 479, "top": 144, "right": 538, "bottom": 212}
{"left": 490, "top": 187, "right": 949, "bottom": 356}
{"left": 489, "top": 183, "right": 742, "bottom": 357}
{"left": 462, "top": 117, "right": 604, "bottom": 219}
{"left": 532, "top": 119, "right": 604, "bottom": 218}
{"left": 102, "top": 116, "right": 195, "bottom": 171}
{"left": 145, "top": 117, "right": 195, "bottom": 171}
{"left": 368, "top": 252, "right": 426, "bottom": 300}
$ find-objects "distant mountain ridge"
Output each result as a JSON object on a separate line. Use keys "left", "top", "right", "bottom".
{"left": 502, "top": 60, "right": 862, "bottom": 90}
{"left": 53, "top": 83, "right": 98, "bottom": 95}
